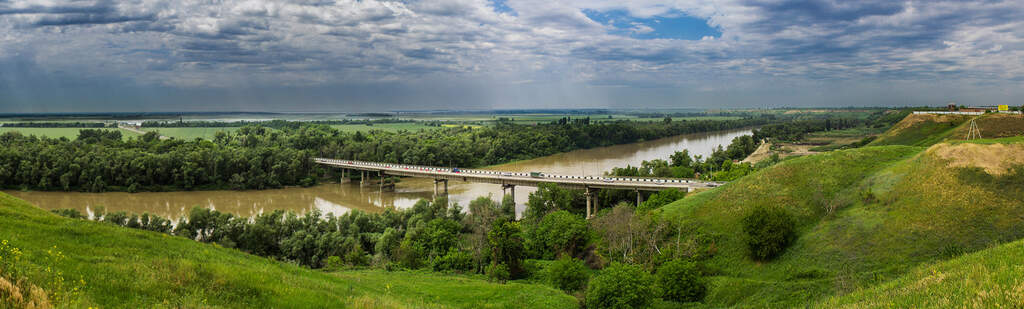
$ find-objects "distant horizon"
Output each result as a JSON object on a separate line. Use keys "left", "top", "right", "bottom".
{"left": 0, "top": 106, "right": 948, "bottom": 117}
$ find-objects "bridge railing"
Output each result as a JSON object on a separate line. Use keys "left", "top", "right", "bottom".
{"left": 313, "top": 158, "right": 722, "bottom": 186}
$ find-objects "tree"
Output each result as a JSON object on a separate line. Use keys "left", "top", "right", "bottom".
{"left": 524, "top": 183, "right": 576, "bottom": 222}
{"left": 585, "top": 263, "right": 656, "bottom": 309}
{"left": 637, "top": 189, "right": 686, "bottom": 213}
{"left": 546, "top": 256, "right": 589, "bottom": 292}
{"left": 488, "top": 219, "right": 525, "bottom": 279}
{"left": 741, "top": 205, "right": 797, "bottom": 261}
{"left": 528, "top": 210, "right": 590, "bottom": 259}
{"left": 655, "top": 259, "right": 706, "bottom": 302}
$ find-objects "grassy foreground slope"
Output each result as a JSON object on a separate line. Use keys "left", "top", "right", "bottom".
{"left": 659, "top": 134, "right": 1024, "bottom": 307}
{"left": 0, "top": 193, "right": 575, "bottom": 308}
{"left": 821, "top": 237, "right": 1024, "bottom": 308}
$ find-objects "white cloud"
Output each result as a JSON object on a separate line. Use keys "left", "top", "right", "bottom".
{"left": 0, "top": 0, "right": 1022, "bottom": 111}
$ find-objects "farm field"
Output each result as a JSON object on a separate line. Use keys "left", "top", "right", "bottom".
{"left": 0, "top": 127, "right": 138, "bottom": 140}
{"left": 330, "top": 123, "right": 439, "bottom": 132}
{"left": 140, "top": 127, "right": 243, "bottom": 140}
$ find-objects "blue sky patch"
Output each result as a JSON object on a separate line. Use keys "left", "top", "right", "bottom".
{"left": 583, "top": 9, "right": 720, "bottom": 40}
{"left": 489, "top": 0, "right": 516, "bottom": 16}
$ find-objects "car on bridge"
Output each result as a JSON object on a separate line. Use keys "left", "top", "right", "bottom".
{"left": 501, "top": 172, "right": 513, "bottom": 176}
{"left": 530, "top": 172, "right": 544, "bottom": 178}
{"left": 452, "top": 168, "right": 462, "bottom": 173}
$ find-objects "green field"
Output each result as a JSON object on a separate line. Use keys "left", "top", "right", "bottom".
{"left": 0, "top": 127, "right": 138, "bottom": 140}
{"left": 330, "top": 123, "right": 438, "bottom": 132}
{"left": 654, "top": 133, "right": 1024, "bottom": 307}
{"left": 0, "top": 193, "right": 576, "bottom": 308}
{"left": 141, "top": 127, "right": 243, "bottom": 140}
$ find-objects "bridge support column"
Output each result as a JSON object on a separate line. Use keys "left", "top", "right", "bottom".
{"left": 434, "top": 179, "right": 448, "bottom": 198}
{"left": 502, "top": 184, "right": 516, "bottom": 205}
{"left": 360, "top": 171, "right": 366, "bottom": 187}
{"left": 635, "top": 188, "right": 643, "bottom": 207}
{"left": 379, "top": 171, "right": 384, "bottom": 191}
{"left": 585, "top": 187, "right": 592, "bottom": 219}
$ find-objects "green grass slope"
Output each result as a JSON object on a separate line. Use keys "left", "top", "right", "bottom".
{"left": 0, "top": 193, "right": 575, "bottom": 308}
{"left": 658, "top": 136, "right": 1024, "bottom": 307}
{"left": 820, "top": 238, "right": 1024, "bottom": 308}
{"left": 868, "top": 113, "right": 970, "bottom": 146}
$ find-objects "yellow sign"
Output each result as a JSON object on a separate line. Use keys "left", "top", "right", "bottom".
{"left": 998, "top": 105, "right": 1009, "bottom": 111}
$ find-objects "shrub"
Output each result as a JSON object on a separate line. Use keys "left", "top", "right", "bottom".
{"left": 741, "top": 206, "right": 797, "bottom": 261}
{"left": 487, "top": 263, "right": 510, "bottom": 283}
{"left": 546, "top": 257, "right": 589, "bottom": 292}
{"left": 638, "top": 189, "right": 686, "bottom": 213}
{"left": 432, "top": 249, "right": 473, "bottom": 272}
{"left": 585, "top": 263, "right": 655, "bottom": 309}
{"left": 655, "top": 259, "right": 705, "bottom": 302}
{"left": 325, "top": 256, "right": 343, "bottom": 270}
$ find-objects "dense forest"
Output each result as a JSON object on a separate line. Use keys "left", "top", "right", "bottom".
{"left": 0, "top": 117, "right": 778, "bottom": 192}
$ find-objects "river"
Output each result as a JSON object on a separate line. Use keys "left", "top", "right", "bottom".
{"left": 5, "top": 128, "right": 752, "bottom": 220}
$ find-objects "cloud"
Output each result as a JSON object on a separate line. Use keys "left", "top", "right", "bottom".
{"left": 0, "top": 0, "right": 1022, "bottom": 112}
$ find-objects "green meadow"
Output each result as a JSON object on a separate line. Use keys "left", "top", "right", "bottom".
{"left": 0, "top": 127, "right": 138, "bottom": 140}
{"left": 0, "top": 193, "right": 575, "bottom": 308}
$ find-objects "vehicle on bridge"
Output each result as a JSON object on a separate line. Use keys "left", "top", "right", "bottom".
{"left": 530, "top": 171, "right": 544, "bottom": 178}
{"left": 452, "top": 168, "right": 462, "bottom": 173}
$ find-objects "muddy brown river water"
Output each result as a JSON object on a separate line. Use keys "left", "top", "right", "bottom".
{"left": 6, "top": 128, "right": 751, "bottom": 220}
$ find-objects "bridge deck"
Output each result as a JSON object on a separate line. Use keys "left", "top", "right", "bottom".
{"left": 314, "top": 158, "right": 723, "bottom": 191}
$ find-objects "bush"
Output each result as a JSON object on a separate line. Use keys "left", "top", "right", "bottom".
{"left": 325, "top": 256, "right": 343, "bottom": 270}
{"left": 432, "top": 248, "right": 473, "bottom": 272}
{"left": 741, "top": 206, "right": 797, "bottom": 261}
{"left": 585, "top": 263, "right": 655, "bottom": 309}
{"left": 655, "top": 259, "right": 705, "bottom": 302}
{"left": 487, "top": 263, "right": 511, "bottom": 283}
{"left": 637, "top": 189, "right": 686, "bottom": 213}
{"left": 546, "top": 257, "right": 589, "bottom": 292}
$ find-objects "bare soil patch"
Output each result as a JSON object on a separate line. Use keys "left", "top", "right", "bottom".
{"left": 929, "top": 143, "right": 1024, "bottom": 175}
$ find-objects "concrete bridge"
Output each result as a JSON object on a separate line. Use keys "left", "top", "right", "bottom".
{"left": 314, "top": 158, "right": 724, "bottom": 218}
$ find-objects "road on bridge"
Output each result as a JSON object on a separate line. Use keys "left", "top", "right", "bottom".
{"left": 314, "top": 158, "right": 725, "bottom": 217}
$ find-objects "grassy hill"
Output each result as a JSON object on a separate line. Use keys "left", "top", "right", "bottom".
{"left": 658, "top": 133, "right": 1024, "bottom": 307}
{"left": 0, "top": 193, "right": 576, "bottom": 308}
{"left": 819, "top": 237, "right": 1024, "bottom": 308}
{"left": 868, "top": 113, "right": 971, "bottom": 146}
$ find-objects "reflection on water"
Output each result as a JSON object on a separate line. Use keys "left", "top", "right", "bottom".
{"left": 7, "top": 128, "right": 751, "bottom": 220}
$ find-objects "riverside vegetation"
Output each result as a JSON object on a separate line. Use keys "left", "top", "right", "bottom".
{"left": 4, "top": 110, "right": 1024, "bottom": 308}
{"left": 1, "top": 115, "right": 788, "bottom": 193}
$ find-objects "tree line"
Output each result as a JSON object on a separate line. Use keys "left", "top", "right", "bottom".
{"left": 0, "top": 116, "right": 780, "bottom": 192}
{"left": 53, "top": 182, "right": 712, "bottom": 307}
{"left": 0, "top": 122, "right": 113, "bottom": 128}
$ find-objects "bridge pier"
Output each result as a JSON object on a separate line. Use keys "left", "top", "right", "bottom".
{"left": 341, "top": 169, "right": 348, "bottom": 184}
{"left": 502, "top": 184, "right": 515, "bottom": 205}
{"left": 360, "top": 171, "right": 366, "bottom": 187}
{"left": 434, "top": 179, "right": 448, "bottom": 197}
{"left": 379, "top": 171, "right": 384, "bottom": 191}
{"left": 585, "top": 187, "right": 592, "bottom": 219}
{"left": 635, "top": 188, "right": 643, "bottom": 207}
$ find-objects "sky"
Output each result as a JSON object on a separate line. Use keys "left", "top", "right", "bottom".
{"left": 0, "top": 0, "right": 1022, "bottom": 113}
